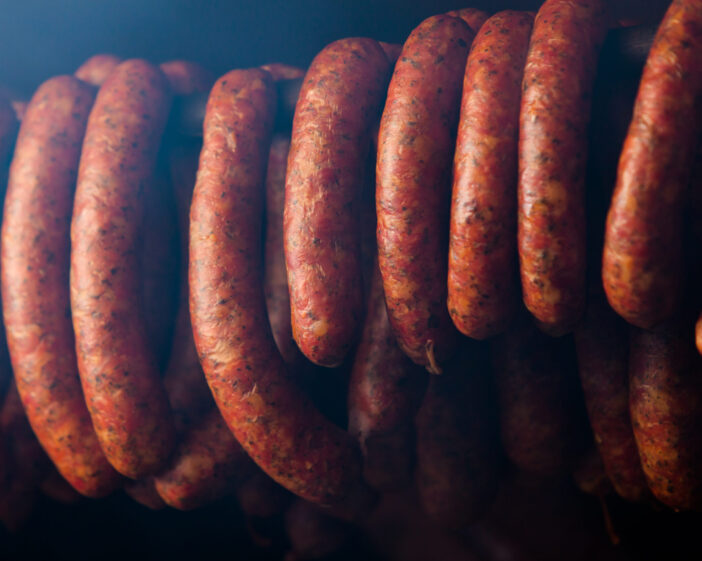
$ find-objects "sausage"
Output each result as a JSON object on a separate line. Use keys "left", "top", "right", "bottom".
{"left": 160, "top": 60, "right": 214, "bottom": 95}
{"left": 347, "top": 263, "right": 427, "bottom": 491}
{"left": 124, "top": 478, "right": 165, "bottom": 510}
{"left": 74, "top": 54, "right": 122, "bottom": 86}
{"left": 260, "top": 62, "right": 305, "bottom": 81}
{"left": 40, "top": 468, "right": 83, "bottom": 505}
{"left": 264, "top": 135, "right": 303, "bottom": 366}
{"left": 446, "top": 7, "right": 490, "bottom": 32}
{"left": 629, "top": 321, "right": 702, "bottom": 510}
{"left": 572, "top": 446, "right": 612, "bottom": 497}
{"left": 1, "top": 75, "right": 123, "bottom": 497}
{"left": 415, "top": 343, "right": 500, "bottom": 528}
{"left": 284, "top": 499, "right": 355, "bottom": 561}
{"left": 376, "top": 15, "right": 473, "bottom": 373}
{"left": 492, "top": 314, "right": 582, "bottom": 474}
{"left": 154, "top": 409, "right": 255, "bottom": 510}
{"left": 190, "top": 68, "right": 373, "bottom": 513}
{"left": 236, "top": 471, "right": 291, "bottom": 519}
{"left": 448, "top": 11, "right": 533, "bottom": 340}
{"left": 603, "top": 1, "right": 702, "bottom": 329}
{"left": 574, "top": 291, "right": 649, "bottom": 502}
{"left": 518, "top": 0, "right": 608, "bottom": 335}
{"left": 285, "top": 38, "right": 390, "bottom": 367}
{"left": 70, "top": 59, "right": 175, "bottom": 479}
{"left": 378, "top": 42, "right": 402, "bottom": 64}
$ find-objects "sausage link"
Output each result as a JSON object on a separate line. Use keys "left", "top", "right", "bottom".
{"left": 446, "top": 7, "right": 490, "bottom": 32}
{"left": 376, "top": 15, "right": 473, "bottom": 373}
{"left": 236, "top": 471, "right": 291, "bottom": 519}
{"left": 154, "top": 409, "right": 255, "bottom": 510}
{"left": 415, "top": 344, "right": 500, "bottom": 528}
{"left": 518, "top": 0, "right": 608, "bottom": 335}
{"left": 74, "top": 54, "right": 122, "bottom": 86}
{"left": 347, "top": 263, "right": 427, "bottom": 491}
{"left": 603, "top": 1, "right": 702, "bottom": 329}
{"left": 574, "top": 291, "right": 649, "bottom": 502}
{"left": 630, "top": 321, "right": 702, "bottom": 510}
{"left": 285, "top": 38, "right": 390, "bottom": 367}
{"left": 161, "top": 60, "right": 214, "bottom": 95}
{"left": 2, "top": 75, "right": 122, "bottom": 497}
{"left": 124, "top": 478, "right": 165, "bottom": 510}
{"left": 190, "top": 69, "right": 373, "bottom": 513}
{"left": 40, "top": 468, "right": 83, "bottom": 505}
{"left": 260, "top": 63, "right": 305, "bottom": 81}
{"left": 492, "top": 315, "right": 582, "bottom": 474}
{"left": 265, "top": 135, "right": 302, "bottom": 366}
{"left": 70, "top": 59, "right": 175, "bottom": 479}
{"left": 448, "top": 11, "right": 533, "bottom": 340}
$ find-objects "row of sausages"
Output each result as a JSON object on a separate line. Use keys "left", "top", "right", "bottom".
{"left": 0, "top": 0, "right": 701, "bottom": 541}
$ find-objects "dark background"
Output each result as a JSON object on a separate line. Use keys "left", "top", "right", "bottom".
{"left": 0, "top": 0, "right": 670, "bottom": 97}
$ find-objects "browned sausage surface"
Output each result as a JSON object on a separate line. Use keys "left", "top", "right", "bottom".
{"left": 347, "top": 263, "right": 427, "bottom": 491}
{"left": 448, "top": 11, "right": 533, "bottom": 340}
{"left": 603, "top": 0, "right": 702, "bottom": 329}
{"left": 376, "top": 15, "right": 473, "bottom": 373}
{"left": 2, "top": 75, "right": 122, "bottom": 497}
{"left": 190, "top": 68, "right": 372, "bottom": 513}
{"left": 70, "top": 59, "right": 175, "bottom": 479}
{"left": 285, "top": 38, "right": 390, "bottom": 367}
{"left": 574, "top": 291, "right": 649, "bottom": 502}
{"left": 74, "top": 54, "right": 122, "bottom": 86}
{"left": 630, "top": 321, "right": 702, "bottom": 511}
{"left": 518, "top": 0, "right": 608, "bottom": 335}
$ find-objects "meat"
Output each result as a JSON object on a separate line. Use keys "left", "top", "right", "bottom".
{"left": 376, "top": 14, "right": 473, "bottom": 373}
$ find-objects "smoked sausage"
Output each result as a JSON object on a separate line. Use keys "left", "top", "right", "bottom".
{"left": 75, "top": 54, "right": 122, "bottom": 86}
{"left": 285, "top": 38, "right": 390, "bottom": 367}
{"left": 376, "top": 14, "right": 473, "bottom": 373}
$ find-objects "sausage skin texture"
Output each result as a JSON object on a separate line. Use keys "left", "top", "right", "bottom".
{"left": 446, "top": 8, "right": 490, "bottom": 32}
{"left": 574, "top": 292, "right": 649, "bottom": 502}
{"left": 190, "top": 69, "right": 372, "bottom": 512}
{"left": 492, "top": 315, "right": 580, "bottom": 475}
{"left": 265, "top": 135, "right": 302, "bottom": 366}
{"left": 518, "top": 0, "right": 608, "bottom": 335}
{"left": 376, "top": 15, "right": 473, "bottom": 373}
{"left": 415, "top": 345, "right": 500, "bottom": 528}
{"left": 448, "top": 11, "right": 533, "bottom": 340}
{"left": 2, "top": 76, "right": 122, "bottom": 497}
{"left": 285, "top": 38, "right": 390, "bottom": 367}
{"left": 154, "top": 409, "right": 255, "bottom": 510}
{"left": 347, "top": 263, "right": 427, "bottom": 491}
{"left": 629, "top": 322, "right": 702, "bottom": 511}
{"left": 70, "top": 59, "right": 175, "bottom": 479}
{"left": 74, "top": 54, "right": 122, "bottom": 86}
{"left": 602, "top": 0, "right": 702, "bottom": 329}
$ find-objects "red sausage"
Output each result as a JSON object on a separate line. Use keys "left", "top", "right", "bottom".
{"left": 285, "top": 38, "right": 390, "bottom": 367}
{"left": 74, "top": 54, "right": 122, "bottom": 86}
{"left": 446, "top": 7, "right": 490, "bottom": 32}
{"left": 264, "top": 135, "right": 303, "bottom": 366}
{"left": 376, "top": 15, "right": 473, "bottom": 373}
{"left": 190, "top": 69, "right": 372, "bottom": 513}
{"left": 629, "top": 321, "right": 702, "bottom": 510}
{"left": 260, "top": 63, "right": 305, "bottom": 81}
{"left": 518, "top": 0, "right": 608, "bottom": 335}
{"left": 603, "top": 0, "right": 702, "bottom": 329}
{"left": 160, "top": 60, "right": 214, "bottom": 95}
{"left": 574, "top": 291, "right": 649, "bottom": 502}
{"left": 448, "top": 11, "right": 533, "bottom": 340}
{"left": 415, "top": 344, "right": 500, "bottom": 528}
{"left": 2, "top": 75, "right": 122, "bottom": 497}
{"left": 70, "top": 59, "right": 175, "bottom": 479}
{"left": 124, "top": 478, "right": 165, "bottom": 510}
{"left": 347, "top": 263, "right": 427, "bottom": 491}
{"left": 492, "top": 314, "right": 581, "bottom": 474}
